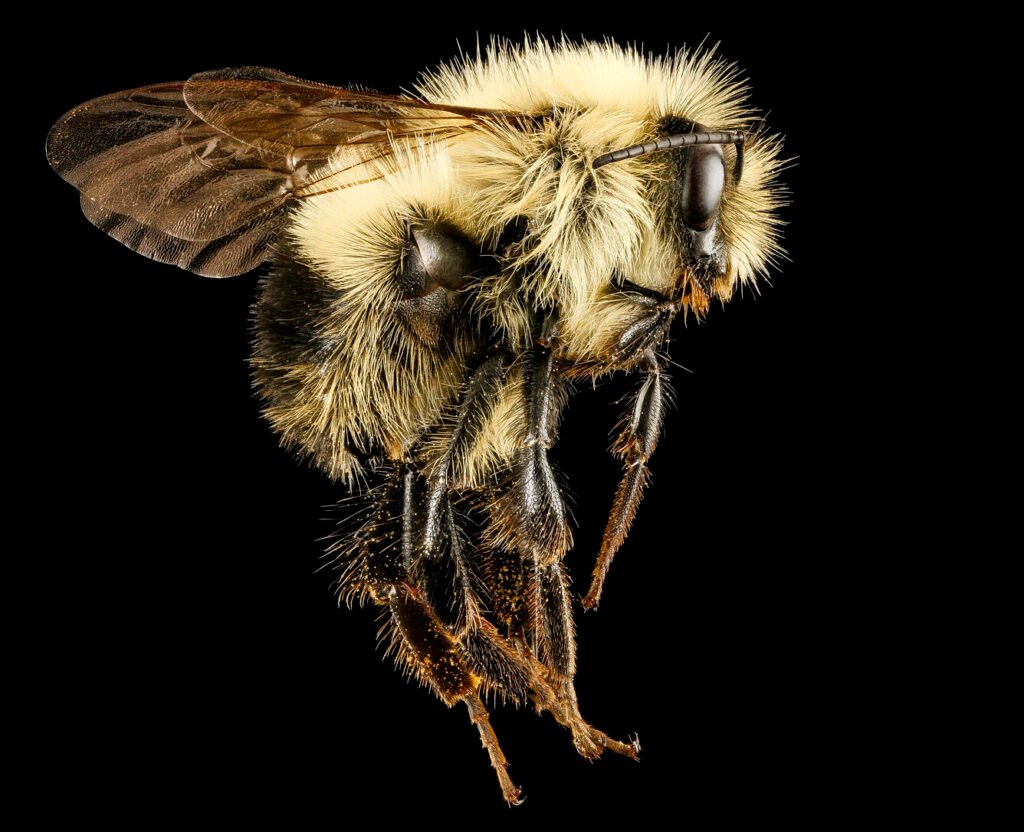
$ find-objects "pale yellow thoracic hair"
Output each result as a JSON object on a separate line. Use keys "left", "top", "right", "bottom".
{"left": 266, "top": 38, "right": 786, "bottom": 487}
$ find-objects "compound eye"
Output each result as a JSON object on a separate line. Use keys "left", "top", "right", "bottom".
{"left": 680, "top": 144, "right": 725, "bottom": 231}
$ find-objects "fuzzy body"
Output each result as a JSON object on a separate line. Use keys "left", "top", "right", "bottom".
{"left": 252, "top": 40, "right": 784, "bottom": 486}
{"left": 49, "top": 38, "right": 785, "bottom": 803}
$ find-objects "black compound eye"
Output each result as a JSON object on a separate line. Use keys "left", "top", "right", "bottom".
{"left": 680, "top": 144, "right": 725, "bottom": 232}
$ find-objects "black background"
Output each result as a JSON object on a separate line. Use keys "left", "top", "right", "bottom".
{"left": 34, "top": 13, "right": 860, "bottom": 824}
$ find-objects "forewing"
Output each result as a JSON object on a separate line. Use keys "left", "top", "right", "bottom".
{"left": 48, "top": 81, "right": 296, "bottom": 276}
{"left": 181, "top": 66, "right": 493, "bottom": 165}
{"left": 48, "top": 69, "right": 513, "bottom": 277}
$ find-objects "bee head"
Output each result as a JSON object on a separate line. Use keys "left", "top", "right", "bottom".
{"left": 593, "top": 119, "right": 747, "bottom": 307}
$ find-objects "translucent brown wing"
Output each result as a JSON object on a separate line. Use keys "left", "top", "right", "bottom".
{"left": 79, "top": 195, "right": 289, "bottom": 277}
{"left": 182, "top": 66, "right": 501, "bottom": 162}
{"left": 47, "top": 69, "right": 513, "bottom": 277}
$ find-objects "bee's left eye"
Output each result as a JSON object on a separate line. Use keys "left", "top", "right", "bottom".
{"left": 680, "top": 144, "right": 725, "bottom": 232}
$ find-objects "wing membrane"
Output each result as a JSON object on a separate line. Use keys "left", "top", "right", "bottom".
{"left": 48, "top": 68, "right": 515, "bottom": 277}
{"left": 182, "top": 66, "right": 493, "bottom": 160}
{"left": 80, "top": 195, "right": 289, "bottom": 277}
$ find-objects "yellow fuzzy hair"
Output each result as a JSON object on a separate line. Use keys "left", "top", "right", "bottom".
{"left": 282, "top": 145, "right": 474, "bottom": 485}
{"left": 283, "top": 37, "right": 785, "bottom": 486}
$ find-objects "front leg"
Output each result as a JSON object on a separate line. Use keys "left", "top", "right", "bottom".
{"left": 583, "top": 350, "right": 669, "bottom": 609}
{"left": 574, "top": 282, "right": 675, "bottom": 609}
{"left": 561, "top": 280, "right": 677, "bottom": 378}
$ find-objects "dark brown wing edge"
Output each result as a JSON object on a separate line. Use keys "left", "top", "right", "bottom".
{"left": 48, "top": 80, "right": 296, "bottom": 277}
{"left": 80, "top": 195, "right": 290, "bottom": 278}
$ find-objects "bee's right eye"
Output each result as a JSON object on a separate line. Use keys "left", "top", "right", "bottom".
{"left": 680, "top": 143, "right": 725, "bottom": 232}
{"left": 399, "top": 223, "right": 484, "bottom": 297}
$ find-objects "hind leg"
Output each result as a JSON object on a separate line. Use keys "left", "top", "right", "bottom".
{"left": 344, "top": 464, "right": 523, "bottom": 804}
{"left": 385, "top": 581, "right": 522, "bottom": 804}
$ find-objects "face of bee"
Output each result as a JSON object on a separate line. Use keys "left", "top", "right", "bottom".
{"left": 628, "top": 127, "right": 772, "bottom": 315}
{"left": 662, "top": 123, "right": 731, "bottom": 294}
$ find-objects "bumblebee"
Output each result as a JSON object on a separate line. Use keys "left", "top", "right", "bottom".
{"left": 47, "top": 38, "right": 785, "bottom": 803}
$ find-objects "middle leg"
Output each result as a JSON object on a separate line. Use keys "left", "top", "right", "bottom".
{"left": 495, "top": 311, "right": 639, "bottom": 760}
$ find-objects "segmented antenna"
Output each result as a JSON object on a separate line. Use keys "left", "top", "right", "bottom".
{"left": 593, "top": 130, "right": 746, "bottom": 183}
